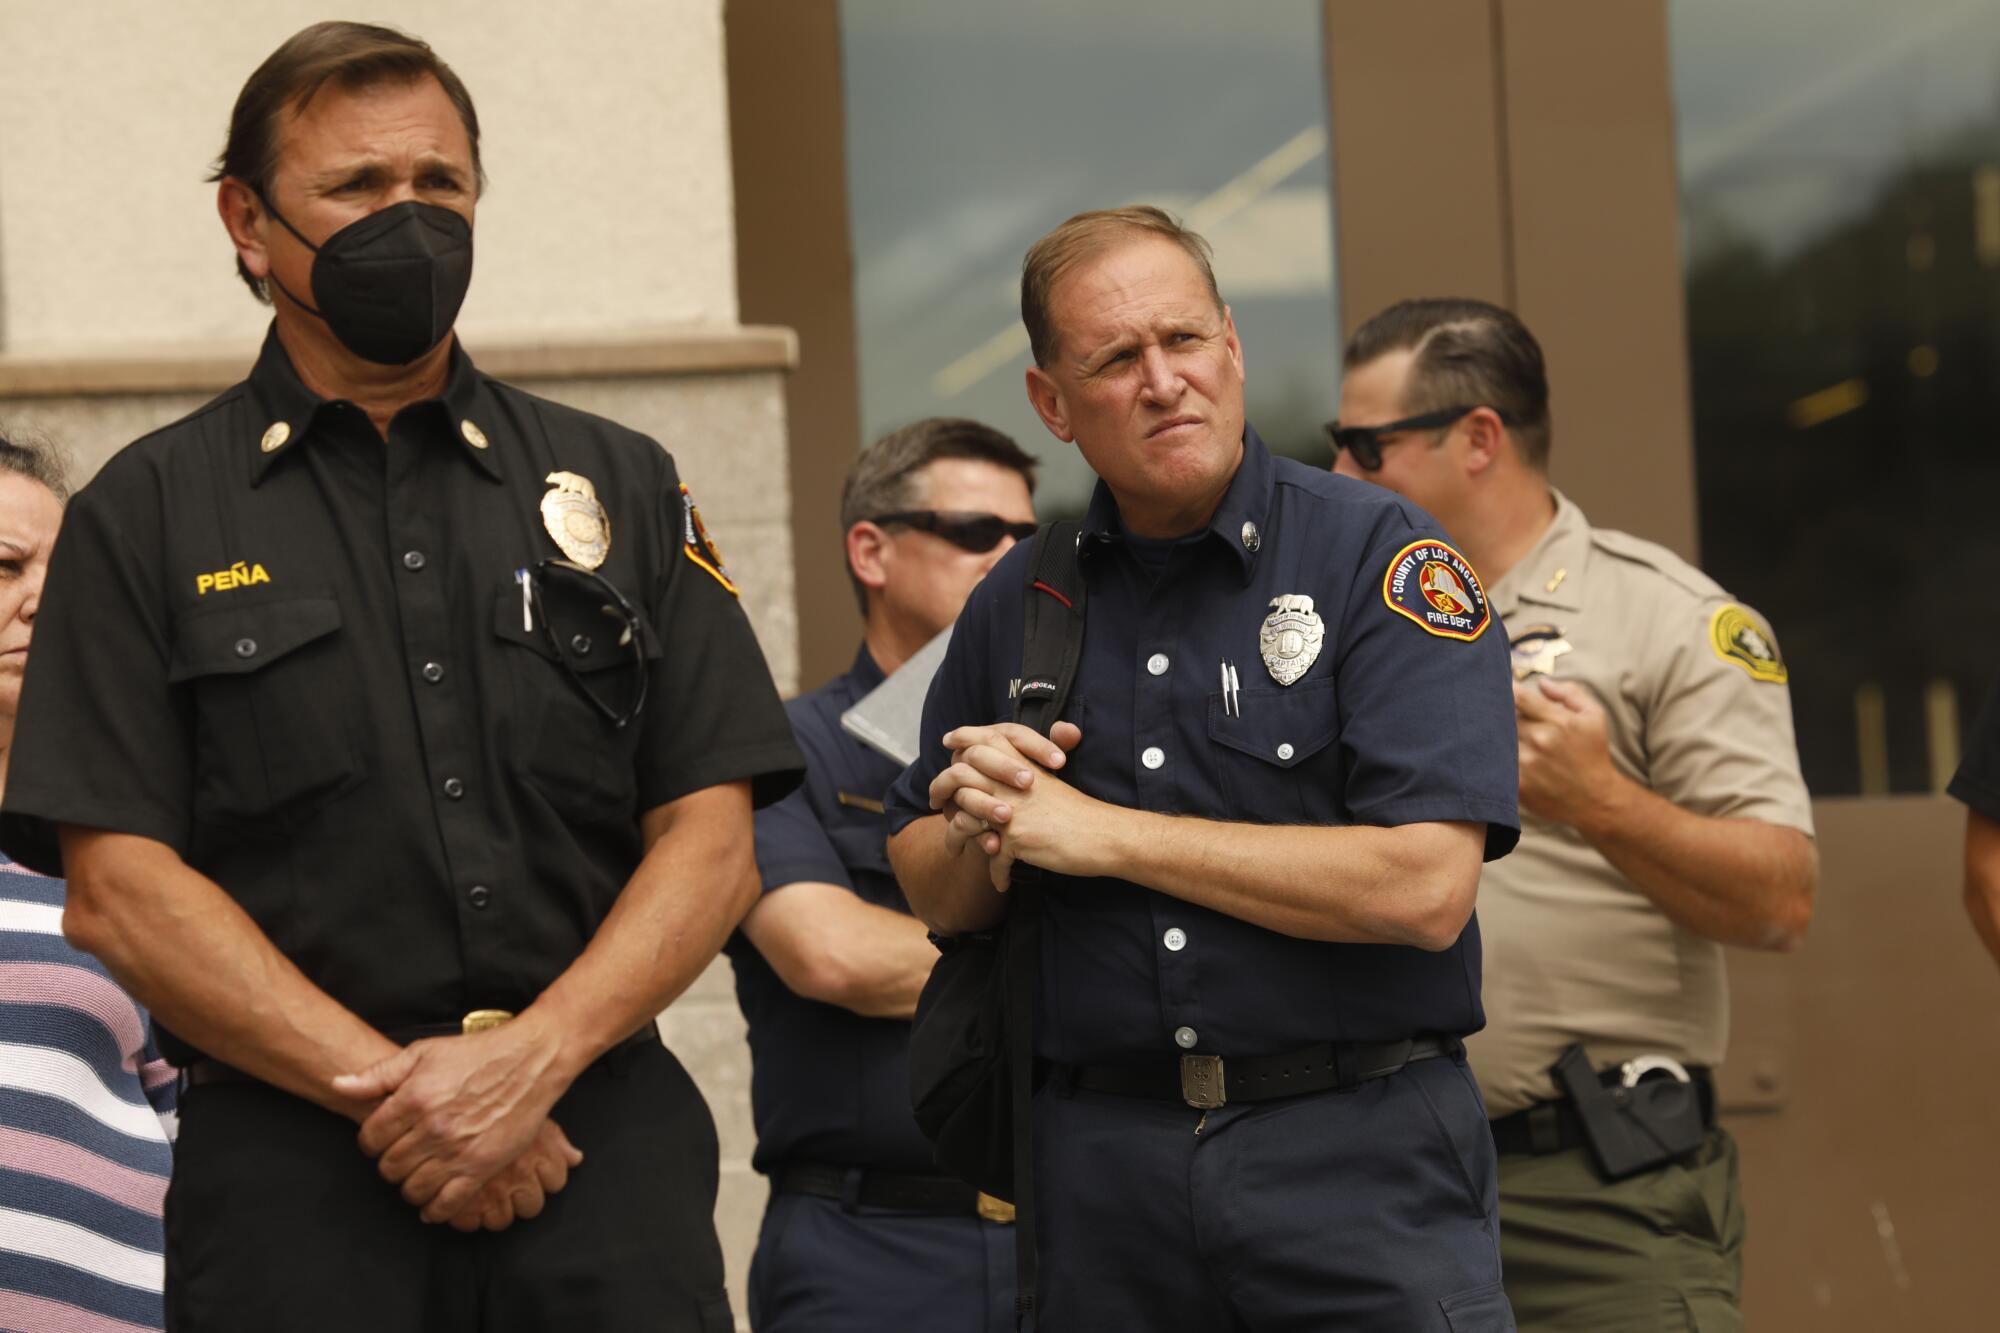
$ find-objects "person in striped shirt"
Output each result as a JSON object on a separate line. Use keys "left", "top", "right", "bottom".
{"left": 0, "top": 431, "right": 176, "bottom": 1332}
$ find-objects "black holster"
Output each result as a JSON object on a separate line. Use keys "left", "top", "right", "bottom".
{"left": 1551, "top": 1043, "right": 1707, "bottom": 1181}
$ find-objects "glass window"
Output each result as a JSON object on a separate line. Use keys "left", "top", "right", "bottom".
{"left": 1671, "top": 0, "right": 2000, "bottom": 795}
{"left": 839, "top": 1, "right": 1340, "bottom": 517}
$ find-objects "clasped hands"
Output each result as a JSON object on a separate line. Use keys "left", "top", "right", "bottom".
{"left": 330, "top": 1010, "right": 584, "bottom": 1234}
{"left": 927, "top": 720, "right": 1096, "bottom": 890}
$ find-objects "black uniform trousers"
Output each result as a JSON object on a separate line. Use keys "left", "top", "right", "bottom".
{"left": 748, "top": 1192, "right": 1015, "bottom": 1332}
{"left": 1032, "top": 1051, "right": 1516, "bottom": 1331}
{"left": 164, "top": 1039, "right": 733, "bottom": 1333}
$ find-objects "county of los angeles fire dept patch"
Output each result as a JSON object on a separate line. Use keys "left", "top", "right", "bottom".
{"left": 681, "top": 483, "right": 738, "bottom": 596}
{"left": 1382, "top": 539, "right": 1491, "bottom": 641}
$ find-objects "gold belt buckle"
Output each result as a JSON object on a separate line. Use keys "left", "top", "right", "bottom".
{"left": 462, "top": 1009, "right": 515, "bottom": 1034}
{"left": 975, "top": 1192, "right": 1016, "bottom": 1224}
{"left": 1180, "top": 1054, "right": 1227, "bottom": 1110}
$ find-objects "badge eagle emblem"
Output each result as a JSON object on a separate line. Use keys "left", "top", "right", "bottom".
{"left": 1259, "top": 594, "right": 1324, "bottom": 686}
{"left": 540, "top": 471, "right": 611, "bottom": 570}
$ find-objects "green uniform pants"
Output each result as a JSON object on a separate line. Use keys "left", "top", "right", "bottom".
{"left": 1497, "top": 1127, "right": 1745, "bottom": 1332}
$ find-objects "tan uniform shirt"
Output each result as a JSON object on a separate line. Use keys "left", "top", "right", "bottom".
{"left": 1469, "top": 491, "right": 1814, "bottom": 1117}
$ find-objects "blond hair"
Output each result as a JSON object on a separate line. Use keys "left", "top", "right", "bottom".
{"left": 1020, "top": 206, "right": 1222, "bottom": 367}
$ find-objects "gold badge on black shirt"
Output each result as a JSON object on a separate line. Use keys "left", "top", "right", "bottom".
{"left": 541, "top": 471, "right": 611, "bottom": 570}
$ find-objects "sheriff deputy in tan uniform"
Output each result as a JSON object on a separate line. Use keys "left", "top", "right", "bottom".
{"left": 1330, "top": 297, "right": 1818, "bottom": 1331}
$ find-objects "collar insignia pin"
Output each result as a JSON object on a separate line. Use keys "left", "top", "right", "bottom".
{"left": 541, "top": 471, "right": 611, "bottom": 570}
{"left": 1259, "top": 594, "right": 1323, "bottom": 685}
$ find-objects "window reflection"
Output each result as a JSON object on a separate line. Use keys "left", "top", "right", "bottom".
{"left": 1672, "top": 0, "right": 2000, "bottom": 794}
{"left": 840, "top": 0, "right": 1341, "bottom": 517}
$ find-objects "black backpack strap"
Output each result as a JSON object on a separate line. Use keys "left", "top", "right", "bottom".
{"left": 1005, "top": 520, "right": 1085, "bottom": 1330}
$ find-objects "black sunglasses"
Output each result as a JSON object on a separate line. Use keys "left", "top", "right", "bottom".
{"left": 869, "top": 510, "right": 1039, "bottom": 554}
{"left": 523, "top": 557, "right": 650, "bottom": 729}
{"left": 1324, "top": 405, "right": 1518, "bottom": 471}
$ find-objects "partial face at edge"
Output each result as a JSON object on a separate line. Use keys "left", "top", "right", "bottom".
{"left": 0, "top": 472, "right": 63, "bottom": 721}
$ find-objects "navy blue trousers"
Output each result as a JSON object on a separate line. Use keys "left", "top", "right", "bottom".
{"left": 748, "top": 1190, "right": 1016, "bottom": 1332}
{"left": 1032, "top": 1052, "right": 1516, "bottom": 1331}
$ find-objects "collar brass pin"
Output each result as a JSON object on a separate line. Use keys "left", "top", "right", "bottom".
{"left": 541, "top": 471, "right": 611, "bottom": 569}
{"left": 460, "top": 419, "right": 490, "bottom": 450}
{"left": 1240, "top": 521, "right": 1261, "bottom": 552}
{"left": 260, "top": 421, "right": 290, "bottom": 454}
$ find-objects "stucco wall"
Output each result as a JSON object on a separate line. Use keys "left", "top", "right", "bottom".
{"left": 0, "top": 0, "right": 738, "bottom": 352}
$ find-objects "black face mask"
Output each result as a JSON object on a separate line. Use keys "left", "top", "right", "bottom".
{"left": 261, "top": 198, "right": 474, "bottom": 366}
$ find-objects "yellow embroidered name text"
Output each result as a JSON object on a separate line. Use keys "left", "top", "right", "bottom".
{"left": 196, "top": 561, "right": 272, "bottom": 595}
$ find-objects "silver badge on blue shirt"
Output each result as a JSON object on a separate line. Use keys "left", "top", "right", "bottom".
{"left": 1259, "top": 594, "right": 1324, "bottom": 685}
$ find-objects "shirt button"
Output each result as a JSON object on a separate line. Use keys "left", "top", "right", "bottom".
{"left": 1164, "top": 928, "right": 1187, "bottom": 952}
{"left": 421, "top": 662, "right": 445, "bottom": 684}
{"left": 468, "top": 885, "right": 491, "bottom": 909}
{"left": 233, "top": 638, "right": 257, "bottom": 659}
{"left": 1146, "top": 653, "right": 1170, "bottom": 676}
{"left": 1174, "top": 1026, "right": 1199, "bottom": 1049}
{"left": 442, "top": 777, "right": 466, "bottom": 800}
{"left": 1276, "top": 742, "right": 1295, "bottom": 761}
{"left": 1141, "top": 746, "right": 1165, "bottom": 770}
{"left": 402, "top": 550, "right": 427, "bottom": 571}
{"left": 570, "top": 633, "right": 593, "bottom": 656}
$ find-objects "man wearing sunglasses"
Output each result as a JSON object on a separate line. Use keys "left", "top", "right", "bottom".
{"left": 726, "top": 417, "right": 1036, "bottom": 1332}
{"left": 1333, "top": 297, "right": 1817, "bottom": 1327}
{"left": 887, "top": 209, "right": 1523, "bottom": 1328}
{"left": 0, "top": 23, "right": 805, "bottom": 1331}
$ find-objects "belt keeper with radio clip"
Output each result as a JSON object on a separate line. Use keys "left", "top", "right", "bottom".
{"left": 1550, "top": 1042, "right": 1707, "bottom": 1181}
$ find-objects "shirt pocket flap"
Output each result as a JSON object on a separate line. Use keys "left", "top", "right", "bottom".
{"left": 1206, "top": 678, "right": 1339, "bottom": 768}
{"left": 168, "top": 596, "right": 342, "bottom": 682}
{"left": 493, "top": 583, "right": 657, "bottom": 675}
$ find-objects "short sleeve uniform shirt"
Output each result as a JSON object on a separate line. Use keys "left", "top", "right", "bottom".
{"left": 1949, "top": 677, "right": 2000, "bottom": 822}
{"left": 1469, "top": 491, "right": 1814, "bottom": 1116}
{"left": 0, "top": 329, "right": 804, "bottom": 1064}
{"left": 727, "top": 646, "right": 936, "bottom": 1175}
{"left": 885, "top": 430, "right": 1520, "bottom": 1066}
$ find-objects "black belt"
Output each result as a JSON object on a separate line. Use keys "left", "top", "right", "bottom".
{"left": 772, "top": 1162, "right": 1014, "bottom": 1222}
{"left": 1061, "top": 1035, "right": 1462, "bottom": 1110}
{"left": 183, "top": 1020, "right": 658, "bottom": 1090}
{"left": 1489, "top": 1065, "right": 1716, "bottom": 1156}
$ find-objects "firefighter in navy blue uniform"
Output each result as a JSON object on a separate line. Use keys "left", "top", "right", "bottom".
{"left": 0, "top": 24, "right": 801, "bottom": 1333}
{"left": 886, "top": 208, "right": 1522, "bottom": 1331}
{"left": 728, "top": 419, "right": 1037, "bottom": 1331}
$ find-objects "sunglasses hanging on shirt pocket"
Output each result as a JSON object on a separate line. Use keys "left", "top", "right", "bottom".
{"left": 512, "top": 558, "right": 656, "bottom": 728}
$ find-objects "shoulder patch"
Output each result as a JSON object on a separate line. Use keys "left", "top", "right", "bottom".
{"left": 1382, "top": 539, "right": 1491, "bottom": 641}
{"left": 680, "top": 483, "right": 738, "bottom": 596}
{"left": 1709, "top": 603, "right": 1787, "bottom": 683}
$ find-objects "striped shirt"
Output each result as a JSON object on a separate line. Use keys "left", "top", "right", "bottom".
{"left": 0, "top": 854, "right": 174, "bottom": 1332}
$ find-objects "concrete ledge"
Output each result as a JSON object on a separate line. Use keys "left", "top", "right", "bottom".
{"left": 0, "top": 324, "right": 798, "bottom": 398}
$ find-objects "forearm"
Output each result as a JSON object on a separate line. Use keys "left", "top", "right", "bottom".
{"left": 748, "top": 884, "right": 939, "bottom": 1019}
{"left": 1092, "top": 809, "right": 1483, "bottom": 949}
{"left": 526, "top": 783, "right": 759, "bottom": 1084}
{"left": 1964, "top": 811, "right": 2000, "bottom": 973}
{"left": 59, "top": 829, "right": 396, "bottom": 1119}
{"left": 1569, "top": 778, "right": 1816, "bottom": 950}
{"left": 887, "top": 814, "right": 1009, "bottom": 935}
